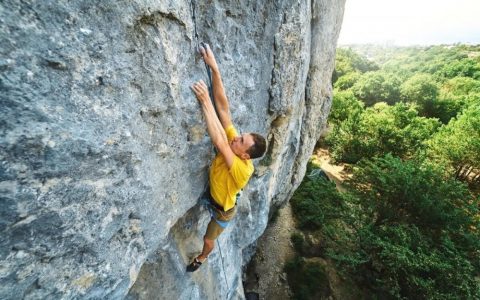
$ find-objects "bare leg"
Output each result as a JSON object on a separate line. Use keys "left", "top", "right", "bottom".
{"left": 197, "top": 236, "right": 214, "bottom": 262}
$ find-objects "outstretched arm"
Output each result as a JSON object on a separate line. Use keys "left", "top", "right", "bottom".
{"left": 191, "top": 80, "right": 234, "bottom": 168}
{"left": 200, "top": 44, "right": 232, "bottom": 129}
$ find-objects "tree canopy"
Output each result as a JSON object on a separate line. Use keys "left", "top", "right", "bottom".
{"left": 287, "top": 45, "right": 480, "bottom": 300}
{"left": 326, "top": 102, "right": 440, "bottom": 164}
{"left": 427, "top": 105, "right": 480, "bottom": 181}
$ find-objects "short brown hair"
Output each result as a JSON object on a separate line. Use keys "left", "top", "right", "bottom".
{"left": 247, "top": 133, "right": 267, "bottom": 159}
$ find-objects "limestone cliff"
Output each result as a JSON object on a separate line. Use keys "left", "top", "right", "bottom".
{"left": 0, "top": 0, "right": 345, "bottom": 299}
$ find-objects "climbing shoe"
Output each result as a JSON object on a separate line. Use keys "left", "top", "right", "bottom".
{"left": 186, "top": 257, "right": 204, "bottom": 272}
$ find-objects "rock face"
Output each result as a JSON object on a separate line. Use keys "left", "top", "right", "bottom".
{"left": 0, "top": 0, "right": 345, "bottom": 299}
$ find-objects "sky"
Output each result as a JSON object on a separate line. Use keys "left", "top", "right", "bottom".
{"left": 338, "top": 0, "right": 480, "bottom": 46}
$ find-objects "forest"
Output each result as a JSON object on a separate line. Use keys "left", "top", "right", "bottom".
{"left": 286, "top": 45, "right": 480, "bottom": 299}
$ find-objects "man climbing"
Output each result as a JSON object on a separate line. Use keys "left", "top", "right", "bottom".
{"left": 187, "top": 44, "right": 267, "bottom": 272}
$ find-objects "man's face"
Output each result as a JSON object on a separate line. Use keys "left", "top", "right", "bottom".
{"left": 230, "top": 133, "right": 255, "bottom": 160}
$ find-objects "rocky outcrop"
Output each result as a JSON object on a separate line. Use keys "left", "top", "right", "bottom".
{"left": 0, "top": 0, "right": 345, "bottom": 299}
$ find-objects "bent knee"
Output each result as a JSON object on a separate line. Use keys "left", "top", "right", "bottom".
{"left": 203, "top": 236, "right": 214, "bottom": 246}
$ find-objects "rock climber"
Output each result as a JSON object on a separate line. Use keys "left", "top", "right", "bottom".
{"left": 187, "top": 44, "right": 267, "bottom": 272}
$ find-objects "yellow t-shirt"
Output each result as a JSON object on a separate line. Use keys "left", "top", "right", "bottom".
{"left": 209, "top": 125, "right": 254, "bottom": 211}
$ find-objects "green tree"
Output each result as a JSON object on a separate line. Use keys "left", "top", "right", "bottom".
{"left": 329, "top": 90, "right": 364, "bottom": 125}
{"left": 285, "top": 256, "right": 331, "bottom": 300}
{"left": 323, "top": 44, "right": 480, "bottom": 300}
{"left": 290, "top": 162, "right": 347, "bottom": 230}
{"left": 434, "top": 76, "right": 480, "bottom": 122}
{"left": 441, "top": 76, "right": 480, "bottom": 96}
{"left": 343, "top": 156, "right": 480, "bottom": 299}
{"left": 334, "top": 48, "right": 379, "bottom": 82}
{"left": 327, "top": 102, "right": 440, "bottom": 163}
{"left": 427, "top": 105, "right": 480, "bottom": 182}
{"left": 436, "top": 58, "right": 480, "bottom": 79}
{"left": 400, "top": 73, "right": 439, "bottom": 117}
{"left": 352, "top": 71, "right": 402, "bottom": 106}
{"left": 334, "top": 71, "right": 361, "bottom": 90}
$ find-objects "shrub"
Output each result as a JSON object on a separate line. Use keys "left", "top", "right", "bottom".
{"left": 285, "top": 256, "right": 331, "bottom": 300}
{"left": 291, "top": 232, "right": 306, "bottom": 254}
{"left": 290, "top": 163, "right": 347, "bottom": 230}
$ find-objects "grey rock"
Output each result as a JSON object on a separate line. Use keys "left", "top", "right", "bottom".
{"left": 0, "top": 0, "right": 345, "bottom": 299}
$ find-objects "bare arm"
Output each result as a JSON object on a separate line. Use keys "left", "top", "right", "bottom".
{"left": 191, "top": 80, "right": 234, "bottom": 168}
{"left": 200, "top": 44, "right": 232, "bottom": 129}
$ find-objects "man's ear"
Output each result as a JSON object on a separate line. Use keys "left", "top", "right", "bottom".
{"left": 241, "top": 153, "right": 250, "bottom": 160}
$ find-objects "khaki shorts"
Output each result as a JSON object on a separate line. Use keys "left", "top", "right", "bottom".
{"left": 205, "top": 205, "right": 236, "bottom": 240}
